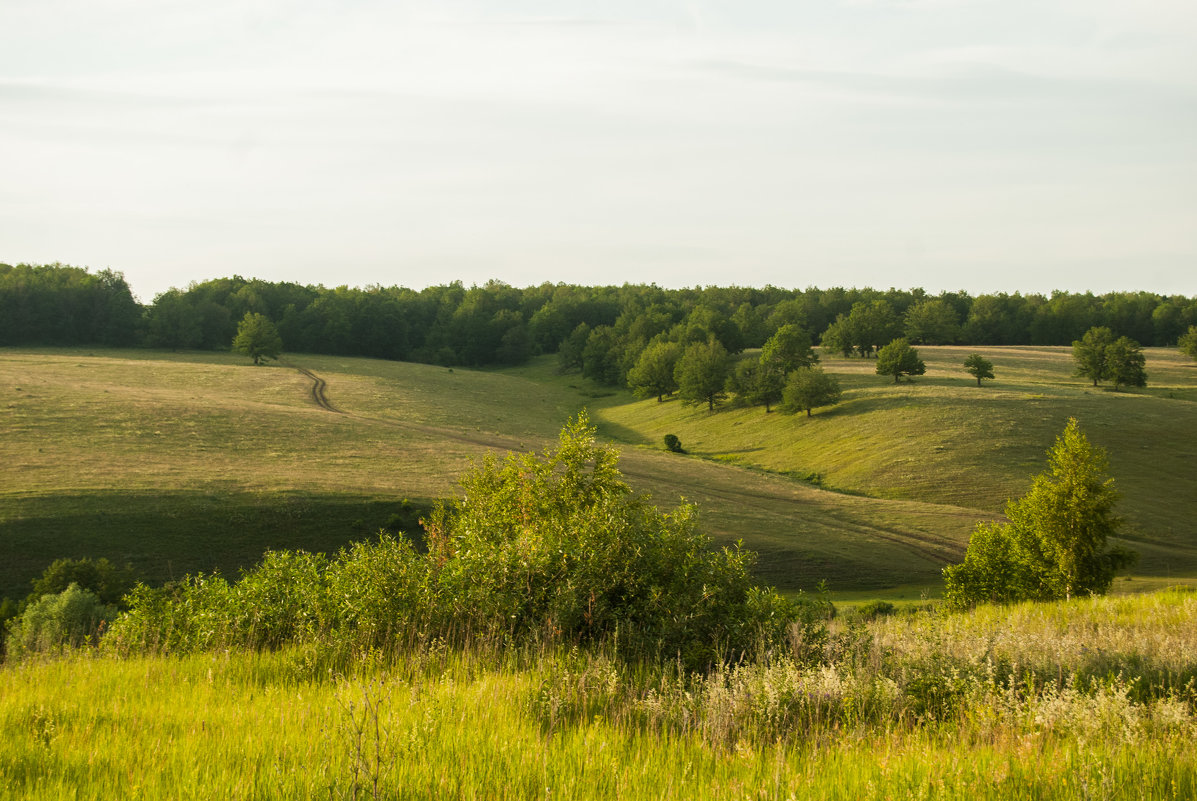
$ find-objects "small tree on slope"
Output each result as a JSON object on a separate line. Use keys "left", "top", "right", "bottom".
{"left": 943, "top": 418, "right": 1135, "bottom": 608}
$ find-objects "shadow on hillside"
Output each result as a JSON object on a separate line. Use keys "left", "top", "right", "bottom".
{"left": 0, "top": 491, "right": 434, "bottom": 601}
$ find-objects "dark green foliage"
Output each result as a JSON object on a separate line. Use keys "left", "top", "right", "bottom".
{"left": 1181, "top": 325, "right": 1197, "bottom": 361}
{"left": 6, "top": 584, "right": 118, "bottom": 658}
{"left": 1072, "top": 326, "right": 1115, "bottom": 386}
{"left": 663, "top": 434, "right": 685, "bottom": 453}
{"left": 0, "top": 263, "right": 141, "bottom": 346}
{"left": 1072, "top": 325, "right": 1115, "bottom": 385}
{"left": 675, "top": 338, "right": 731, "bottom": 411}
{"left": 943, "top": 419, "right": 1137, "bottom": 609}
{"left": 760, "top": 324, "right": 817, "bottom": 374}
{"left": 6, "top": 264, "right": 1196, "bottom": 371}
{"left": 780, "top": 366, "right": 842, "bottom": 417}
{"left": 28, "top": 557, "right": 137, "bottom": 610}
{"left": 105, "top": 415, "right": 799, "bottom": 667}
{"left": 875, "top": 338, "right": 926, "bottom": 383}
{"left": 1072, "top": 327, "right": 1147, "bottom": 390}
{"left": 963, "top": 353, "right": 995, "bottom": 386}
{"left": 627, "top": 341, "right": 682, "bottom": 401}
{"left": 1106, "top": 336, "right": 1147, "bottom": 390}
{"left": 232, "top": 312, "right": 283, "bottom": 365}
{"left": 725, "top": 359, "right": 785, "bottom": 412}
{"left": 853, "top": 600, "right": 897, "bottom": 620}
{"left": 904, "top": 299, "right": 960, "bottom": 345}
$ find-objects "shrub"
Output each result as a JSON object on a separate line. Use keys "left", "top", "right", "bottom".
{"left": 663, "top": 434, "right": 685, "bottom": 453}
{"left": 6, "top": 584, "right": 117, "bottom": 659}
{"left": 106, "top": 415, "right": 804, "bottom": 668}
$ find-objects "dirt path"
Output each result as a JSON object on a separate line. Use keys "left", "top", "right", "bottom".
{"left": 290, "top": 364, "right": 342, "bottom": 414}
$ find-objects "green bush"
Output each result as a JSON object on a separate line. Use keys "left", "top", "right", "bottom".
{"left": 6, "top": 584, "right": 117, "bottom": 659}
{"left": 106, "top": 414, "right": 803, "bottom": 667}
{"left": 663, "top": 434, "right": 684, "bottom": 453}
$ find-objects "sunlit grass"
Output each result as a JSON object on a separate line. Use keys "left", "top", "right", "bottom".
{"left": 3, "top": 590, "right": 1195, "bottom": 800}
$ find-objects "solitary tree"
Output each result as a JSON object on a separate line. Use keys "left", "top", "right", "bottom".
{"left": 675, "top": 338, "right": 731, "bottom": 411}
{"left": 781, "top": 366, "right": 843, "bottom": 417}
{"left": 1180, "top": 325, "right": 1197, "bottom": 361}
{"left": 627, "top": 340, "right": 682, "bottom": 402}
{"left": 1072, "top": 326, "right": 1114, "bottom": 386}
{"left": 943, "top": 418, "right": 1135, "bottom": 608}
{"left": 875, "top": 338, "right": 926, "bottom": 383}
{"left": 232, "top": 312, "right": 283, "bottom": 365}
{"left": 963, "top": 354, "right": 995, "bottom": 386}
{"left": 1105, "top": 336, "right": 1147, "bottom": 391}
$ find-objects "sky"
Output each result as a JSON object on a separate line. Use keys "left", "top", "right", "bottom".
{"left": 2, "top": 0, "right": 1195, "bottom": 303}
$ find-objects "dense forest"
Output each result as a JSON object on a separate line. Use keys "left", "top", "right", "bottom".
{"left": 3, "top": 262, "right": 1196, "bottom": 387}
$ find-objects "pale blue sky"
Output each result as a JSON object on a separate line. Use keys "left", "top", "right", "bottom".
{"left": 2, "top": 0, "right": 1195, "bottom": 301}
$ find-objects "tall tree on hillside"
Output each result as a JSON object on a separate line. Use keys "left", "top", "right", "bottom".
{"left": 232, "top": 312, "right": 283, "bottom": 365}
{"left": 1105, "top": 336, "right": 1147, "bottom": 390}
{"left": 875, "top": 338, "right": 926, "bottom": 383}
{"left": 726, "top": 358, "right": 785, "bottom": 412}
{"left": 675, "top": 338, "right": 731, "bottom": 411}
{"left": 760, "top": 324, "right": 818, "bottom": 374}
{"left": 820, "top": 315, "right": 856, "bottom": 358}
{"left": 963, "top": 354, "right": 995, "bottom": 386}
{"left": 780, "top": 366, "right": 842, "bottom": 417}
{"left": 627, "top": 340, "right": 683, "bottom": 402}
{"left": 1072, "top": 326, "right": 1115, "bottom": 386}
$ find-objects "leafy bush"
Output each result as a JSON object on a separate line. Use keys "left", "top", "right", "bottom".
{"left": 6, "top": 584, "right": 117, "bottom": 658}
{"left": 27, "top": 557, "right": 137, "bottom": 609}
{"left": 106, "top": 414, "right": 802, "bottom": 668}
{"left": 853, "top": 600, "right": 897, "bottom": 620}
{"left": 663, "top": 434, "right": 684, "bottom": 453}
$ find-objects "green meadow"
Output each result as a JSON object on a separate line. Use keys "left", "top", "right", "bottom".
{"left": 3, "top": 344, "right": 1196, "bottom": 603}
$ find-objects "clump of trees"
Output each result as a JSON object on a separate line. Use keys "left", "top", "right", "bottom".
{"left": 1072, "top": 326, "right": 1147, "bottom": 390}
{"left": 95, "top": 415, "right": 800, "bottom": 668}
{"left": 942, "top": 418, "right": 1136, "bottom": 609}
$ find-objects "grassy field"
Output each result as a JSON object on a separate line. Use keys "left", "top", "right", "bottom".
{"left": 3, "top": 590, "right": 1195, "bottom": 800}
{"left": 587, "top": 345, "right": 1197, "bottom": 587}
{"left": 2, "top": 345, "right": 1195, "bottom": 603}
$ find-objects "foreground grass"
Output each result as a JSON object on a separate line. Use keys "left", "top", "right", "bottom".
{"left": 4, "top": 591, "right": 1196, "bottom": 800}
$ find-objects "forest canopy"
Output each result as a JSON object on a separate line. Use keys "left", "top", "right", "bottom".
{"left": 4, "top": 263, "right": 1195, "bottom": 385}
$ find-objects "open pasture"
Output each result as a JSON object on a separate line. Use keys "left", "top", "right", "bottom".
{"left": 2, "top": 344, "right": 1195, "bottom": 602}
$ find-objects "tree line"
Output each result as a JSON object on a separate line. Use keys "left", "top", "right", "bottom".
{"left": 4, "top": 263, "right": 1196, "bottom": 376}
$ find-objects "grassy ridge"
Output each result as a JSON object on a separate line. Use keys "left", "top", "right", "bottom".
{"left": 591, "top": 346, "right": 1197, "bottom": 581}
{"left": 3, "top": 591, "right": 1196, "bottom": 799}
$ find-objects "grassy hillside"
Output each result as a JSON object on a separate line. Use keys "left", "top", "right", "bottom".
{"left": 589, "top": 345, "right": 1197, "bottom": 584}
{"left": 2, "top": 345, "right": 1195, "bottom": 603}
